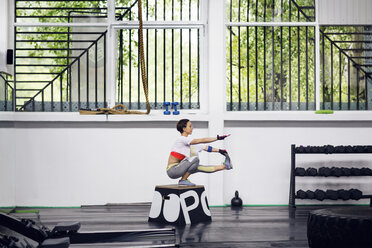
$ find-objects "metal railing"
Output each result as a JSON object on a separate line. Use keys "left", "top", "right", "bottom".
{"left": 320, "top": 26, "right": 372, "bottom": 111}
{"left": 227, "top": 0, "right": 315, "bottom": 23}
{"left": 116, "top": 0, "right": 201, "bottom": 109}
{"left": 0, "top": 74, "right": 14, "bottom": 111}
{"left": 14, "top": 0, "right": 201, "bottom": 111}
{"left": 19, "top": 31, "right": 107, "bottom": 111}
{"left": 15, "top": 0, "right": 108, "bottom": 23}
{"left": 226, "top": 0, "right": 316, "bottom": 111}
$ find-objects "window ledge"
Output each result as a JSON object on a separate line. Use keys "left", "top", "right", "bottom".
{"left": 224, "top": 111, "right": 372, "bottom": 122}
{"left": 0, "top": 111, "right": 209, "bottom": 122}
{"left": 1, "top": 111, "right": 372, "bottom": 123}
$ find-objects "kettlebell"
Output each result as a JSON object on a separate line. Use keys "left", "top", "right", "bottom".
{"left": 231, "top": 190, "right": 243, "bottom": 207}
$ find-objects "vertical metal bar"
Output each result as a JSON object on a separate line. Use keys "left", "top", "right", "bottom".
{"left": 51, "top": 79, "right": 54, "bottom": 112}
{"left": 172, "top": 0, "right": 174, "bottom": 103}
{"left": 248, "top": 0, "right": 250, "bottom": 22}
{"left": 129, "top": 24, "right": 132, "bottom": 109}
{"left": 306, "top": 26, "right": 308, "bottom": 110}
{"left": 146, "top": 1, "right": 149, "bottom": 104}
{"left": 357, "top": 67, "right": 360, "bottom": 110}
{"left": 104, "top": 33, "right": 107, "bottom": 107}
{"left": 119, "top": 30, "right": 123, "bottom": 104}
{"left": 297, "top": 26, "right": 300, "bottom": 110}
{"left": 281, "top": 0, "right": 283, "bottom": 21}
{"left": 280, "top": 26, "right": 283, "bottom": 110}
{"left": 68, "top": 57, "right": 72, "bottom": 111}
{"left": 42, "top": 90, "right": 44, "bottom": 112}
{"left": 197, "top": 0, "right": 200, "bottom": 107}
{"left": 164, "top": 0, "right": 167, "bottom": 105}
{"left": 238, "top": 0, "right": 241, "bottom": 110}
{"left": 314, "top": 26, "right": 317, "bottom": 109}
{"left": 289, "top": 144, "right": 296, "bottom": 208}
{"left": 255, "top": 26, "right": 258, "bottom": 110}
{"left": 247, "top": 25, "right": 250, "bottom": 110}
{"left": 339, "top": 50, "right": 342, "bottom": 110}
{"left": 255, "top": 0, "right": 258, "bottom": 22}
{"left": 4, "top": 80, "right": 7, "bottom": 111}
{"left": 289, "top": 26, "right": 292, "bottom": 110}
{"left": 86, "top": 50, "right": 89, "bottom": 108}
{"left": 264, "top": 0, "right": 266, "bottom": 22}
{"left": 230, "top": 0, "right": 232, "bottom": 110}
{"left": 272, "top": 0, "right": 275, "bottom": 21}
{"left": 180, "top": 0, "right": 183, "bottom": 109}
{"left": 188, "top": 0, "right": 192, "bottom": 108}
{"left": 95, "top": 42, "right": 98, "bottom": 108}
{"left": 60, "top": 74, "right": 63, "bottom": 112}
{"left": 78, "top": 58, "right": 81, "bottom": 110}
{"left": 138, "top": 30, "right": 140, "bottom": 108}
{"left": 365, "top": 71, "right": 368, "bottom": 110}
{"left": 264, "top": 26, "right": 266, "bottom": 110}
{"left": 330, "top": 43, "right": 333, "bottom": 110}
{"left": 348, "top": 59, "right": 350, "bottom": 110}
{"left": 13, "top": 26, "right": 16, "bottom": 111}
{"left": 322, "top": 33, "right": 325, "bottom": 109}
{"left": 272, "top": 25, "right": 275, "bottom": 110}
{"left": 289, "top": 0, "right": 292, "bottom": 22}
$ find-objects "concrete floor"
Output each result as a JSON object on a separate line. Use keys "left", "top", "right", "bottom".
{"left": 0, "top": 204, "right": 317, "bottom": 247}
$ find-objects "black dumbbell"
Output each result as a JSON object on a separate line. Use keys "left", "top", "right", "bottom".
{"left": 296, "top": 146, "right": 306, "bottom": 153}
{"left": 324, "top": 145, "right": 335, "bottom": 154}
{"left": 326, "top": 189, "right": 338, "bottom": 200}
{"left": 350, "top": 168, "right": 361, "bottom": 176}
{"left": 295, "top": 167, "right": 306, "bottom": 176}
{"left": 306, "top": 167, "right": 318, "bottom": 176}
{"left": 334, "top": 146, "right": 346, "bottom": 153}
{"left": 330, "top": 167, "right": 342, "bottom": 177}
{"left": 319, "top": 167, "right": 331, "bottom": 177}
{"left": 345, "top": 145, "right": 353, "bottom": 153}
{"left": 353, "top": 146, "right": 364, "bottom": 153}
{"left": 296, "top": 190, "right": 307, "bottom": 199}
{"left": 349, "top": 189, "right": 363, "bottom": 200}
{"left": 337, "top": 189, "right": 351, "bottom": 200}
{"left": 360, "top": 167, "right": 372, "bottom": 176}
{"left": 310, "top": 146, "right": 319, "bottom": 153}
{"left": 340, "top": 167, "right": 351, "bottom": 176}
{"left": 306, "top": 190, "right": 315, "bottom": 199}
{"left": 365, "top": 146, "right": 372, "bottom": 153}
{"left": 314, "top": 189, "right": 326, "bottom": 201}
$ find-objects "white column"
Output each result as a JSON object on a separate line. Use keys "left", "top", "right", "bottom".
{"left": 207, "top": 0, "right": 226, "bottom": 206}
{"left": 0, "top": 0, "right": 9, "bottom": 74}
{"left": 315, "top": 0, "right": 320, "bottom": 110}
{"left": 107, "top": 0, "right": 117, "bottom": 107}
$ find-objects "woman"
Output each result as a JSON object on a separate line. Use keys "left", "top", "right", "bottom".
{"left": 167, "top": 119, "right": 232, "bottom": 186}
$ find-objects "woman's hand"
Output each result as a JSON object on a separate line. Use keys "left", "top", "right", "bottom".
{"left": 217, "top": 134, "right": 231, "bottom": 140}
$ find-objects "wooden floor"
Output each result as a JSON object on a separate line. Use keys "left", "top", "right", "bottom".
{"left": 1, "top": 204, "right": 317, "bottom": 248}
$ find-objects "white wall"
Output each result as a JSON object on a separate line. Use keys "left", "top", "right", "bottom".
{"left": 319, "top": 0, "right": 372, "bottom": 25}
{"left": 224, "top": 121, "right": 372, "bottom": 205}
{"left": 2, "top": 116, "right": 372, "bottom": 207}
{"left": 0, "top": 122, "right": 15, "bottom": 206}
{"left": 8, "top": 120, "right": 209, "bottom": 206}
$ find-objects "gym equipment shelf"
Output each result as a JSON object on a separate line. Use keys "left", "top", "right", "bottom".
{"left": 289, "top": 144, "right": 372, "bottom": 208}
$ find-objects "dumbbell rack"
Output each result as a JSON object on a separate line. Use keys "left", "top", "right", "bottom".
{"left": 289, "top": 144, "right": 372, "bottom": 208}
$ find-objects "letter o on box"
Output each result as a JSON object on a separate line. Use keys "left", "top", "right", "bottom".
{"left": 163, "top": 194, "right": 180, "bottom": 222}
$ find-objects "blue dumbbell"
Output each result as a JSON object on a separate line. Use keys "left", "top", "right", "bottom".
{"left": 172, "top": 102, "right": 180, "bottom": 115}
{"left": 163, "top": 102, "right": 171, "bottom": 115}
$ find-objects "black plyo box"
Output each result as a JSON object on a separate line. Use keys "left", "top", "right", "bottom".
{"left": 148, "top": 185, "right": 212, "bottom": 225}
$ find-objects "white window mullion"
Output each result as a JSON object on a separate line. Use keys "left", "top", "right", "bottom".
{"left": 315, "top": 0, "right": 321, "bottom": 110}
{"left": 107, "top": 0, "right": 116, "bottom": 108}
